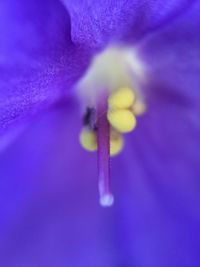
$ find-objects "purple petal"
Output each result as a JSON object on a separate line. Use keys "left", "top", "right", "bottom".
{"left": 139, "top": 0, "right": 200, "bottom": 106}
{"left": 110, "top": 2, "right": 200, "bottom": 266}
{"left": 62, "top": 0, "right": 194, "bottom": 47}
{"left": 111, "top": 104, "right": 200, "bottom": 266}
{"left": 0, "top": 102, "right": 114, "bottom": 267}
{"left": 1, "top": 1, "right": 200, "bottom": 266}
{"left": 0, "top": 0, "right": 91, "bottom": 135}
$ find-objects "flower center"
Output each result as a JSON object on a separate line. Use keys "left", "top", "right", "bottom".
{"left": 77, "top": 46, "right": 146, "bottom": 207}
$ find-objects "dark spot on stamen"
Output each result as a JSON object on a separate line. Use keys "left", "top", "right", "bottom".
{"left": 83, "top": 107, "right": 97, "bottom": 130}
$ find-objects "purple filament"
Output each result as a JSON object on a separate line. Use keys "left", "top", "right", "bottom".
{"left": 97, "top": 92, "right": 114, "bottom": 207}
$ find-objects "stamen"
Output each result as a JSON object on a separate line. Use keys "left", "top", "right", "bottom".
{"left": 97, "top": 92, "right": 114, "bottom": 207}
{"left": 77, "top": 46, "right": 146, "bottom": 207}
{"left": 132, "top": 100, "right": 146, "bottom": 115}
{"left": 108, "top": 87, "right": 135, "bottom": 109}
{"left": 110, "top": 131, "right": 124, "bottom": 156}
{"left": 107, "top": 109, "right": 136, "bottom": 133}
{"left": 79, "top": 128, "right": 97, "bottom": 151}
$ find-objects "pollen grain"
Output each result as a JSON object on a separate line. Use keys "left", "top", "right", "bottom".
{"left": 107, "top": 109, "right": 136, "bottom": 133}
{"left": 110, "top": 132, "right": 124, "bottom": 156}
{"left": 108, "top": 87, "right": 135, "bottom": 109}
{"left": 132, "top": 101, "right": 146, "bottom": 115}
{"left": 79, "top": 128, "right": 97, "bottom": 151}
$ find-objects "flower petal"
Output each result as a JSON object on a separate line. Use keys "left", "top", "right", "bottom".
{"left": 111, "top": 103, "right": 200, "bottom": 266}
{"left": 62, "top": 0, "right": 194, "bottom": 47}
{"left": 139, "top": 0, "right": 200, "bottom": 107}
{"left": 110, "top": 2, "right": 200, "bottom": 266}
{"left": 0, "top": 102, "right": 114, "bottom": 267}
{"left": 0, "top": 0, "right": 91, "bottom": 135}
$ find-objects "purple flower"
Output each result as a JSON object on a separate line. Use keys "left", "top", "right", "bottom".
{"left": 0, "top": 0, "right": 200, "bottom": 266}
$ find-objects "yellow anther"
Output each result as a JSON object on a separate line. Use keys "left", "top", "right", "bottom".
{"left": 108, "top": 87, "right": 135, "bottom": 109}
{"left": 107, "top": 109, "right": 136, "bottom": 133}
{"left": 132, "top": 101, "right": 146, "bottom": 115}
{"left": 79, "top": 128, "right": 97, "bottom": 151}
{"left": 110, "top": 132, "right": 124, "bottom": 156}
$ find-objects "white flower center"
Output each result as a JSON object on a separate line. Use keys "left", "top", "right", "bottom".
{"left": 76, "top": 45, "right": 145, "bottom": 107}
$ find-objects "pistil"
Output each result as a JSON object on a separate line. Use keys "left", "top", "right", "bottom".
{"left": 97, "top": 92, "right": 114, "bottom": 207}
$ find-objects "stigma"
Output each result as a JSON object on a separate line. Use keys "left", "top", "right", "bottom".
{"left": 76, "top": 46, "right": 146, "bottom": 207}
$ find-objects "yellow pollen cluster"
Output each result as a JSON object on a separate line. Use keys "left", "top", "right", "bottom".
{"left": 79, "top": 128, "right": 124, "bottom": 156}
{"left": 107, "top": 109, "right": 136, "bottom": 133}
{"left": 79, "top": 87, "right": 146, "bottom": 156}
{"left": 107, "top": 87, "right": 136, "bottom": 133}
{"left": 79, "top": 129, "right": 97, "bottom": 151}
{"left": 110, "top": 131, "right": 124, "bottom": 156}
{"left": 108, "top": 87, "right": 135, "bottom": 109}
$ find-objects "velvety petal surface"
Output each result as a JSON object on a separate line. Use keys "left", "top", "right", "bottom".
{"left": 1, "top": 96, "right": 199, "bottom": 266}
{"left": 111, "top": 106, "right": 200, "bottom": 266}
{"left": 0, "top": 102, "right": 116, "bottom": 267}
{"left": 62, "top": 0, "right": 194, "bottom": 47}
{"left": 110, "top": 1, "right": 200, "bottom": 266}
{"left": 1, "top": 1, "right": 200, "bottom": 267}
{"left": 0, "top": 0, "right": 91, "bottom": 136}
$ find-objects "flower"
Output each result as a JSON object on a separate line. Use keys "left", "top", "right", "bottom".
{"left": 0, "top": 0, "right": 200, "bottom": 266}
